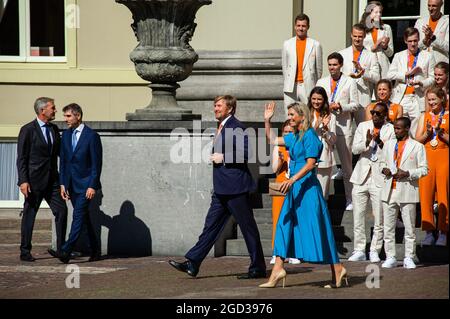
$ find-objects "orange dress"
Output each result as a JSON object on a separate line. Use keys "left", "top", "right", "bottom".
{"left": 419, "top": 111, "right": 449, "bottom": 232}
{"left": 367, "top": 102, "right": 401, "bottom": 123}
{"left": 271, "top": 146, "right": 289, "bottom": 248}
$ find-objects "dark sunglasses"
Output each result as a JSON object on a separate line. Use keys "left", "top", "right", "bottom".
{"left": 370, "top": 110, "right": 383, "bottom": 117}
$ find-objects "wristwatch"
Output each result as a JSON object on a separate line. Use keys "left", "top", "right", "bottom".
{"left": 431, "top": 35, "right": 437, "bottom": 43}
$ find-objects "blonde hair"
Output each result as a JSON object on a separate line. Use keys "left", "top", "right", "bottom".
{"left": 287, "top": 102, "right": 311, "bottom": 138}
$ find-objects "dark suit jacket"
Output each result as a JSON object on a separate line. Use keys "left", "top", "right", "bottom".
{"left": 60, "top": 125, "right": 102, "bottom": 194}
{"left": 212, "top": 115, "right": 256, "bottom": 195}
{"left": 17, "top": 119, "right": 61, "bottom": 191}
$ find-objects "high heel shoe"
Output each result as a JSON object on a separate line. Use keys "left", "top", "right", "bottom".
{"left": 324, "top": 267, "right": 348, "bottom": 288}
{"left": 258, "top": 269, "right": 287, "bottom": 288}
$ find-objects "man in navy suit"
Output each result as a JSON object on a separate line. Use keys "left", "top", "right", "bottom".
{"left": 169, "top": 95, "right": 266, "bottom": 279}
{"left": 58, "top": 103, "right": 102, "bottom": 263}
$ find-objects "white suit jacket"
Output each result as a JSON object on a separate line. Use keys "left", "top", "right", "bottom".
{"left": 282, "top": 36, "right": 323, "bottom": 96}
{"left": 415, "top": 15, "right": 449, "bottom": 64}
{"left": 316, "top": 74, "right": 358, "bottom": 136}
{"left": 380, "top": 138, "right": 428, "bottom": 203}
{"left": 362, "top": 24, "right": 394, "bottom": 79}
{"left": 312, "top": 112, "right": 337, "bottom": 168}
{"left": 339, "top": 46, "right": 380, "bottom": 108}
{"left": 350, "top": 121, "right": 395, "bottom": 187}
{"left": 387, "top": 49, "right": 435, "bottom": 111}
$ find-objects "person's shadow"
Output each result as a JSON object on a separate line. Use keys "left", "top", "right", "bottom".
{"left": 107, "top": 200, "right": 152, "bottom": 257}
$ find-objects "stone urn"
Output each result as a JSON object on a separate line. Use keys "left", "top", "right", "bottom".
{"left": 116, "top": 0, "right": 212, "bottom": 120}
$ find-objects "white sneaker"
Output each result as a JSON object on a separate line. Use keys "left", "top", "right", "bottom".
{"left": 435, "top": 232, "right": 447, "bottom": 246}
{"left": 270, "top": 256, "right": 276, "bottom": 264}
{"left": 348, "top": 250, "right": 367, "bottom": 261}
{"left": 403, "top": 257, "right": 416, "bottom": 269}
{"left": 433, "top": 202, "right": 438, "bottom": 213}
{"left": 369, "top": 251, "right": 381, "bottom": 263}
{"left": 331, "top": 168, "right": 343, "bottom": 180}
{"left": 345, "top": 200, "right": 353, "bottom": 211}
{"left": 382, "top": 257, "right": 397, "bottom": 268}
{"left": 421, "top": 231, "right": 435, "bottom": 246}
{"left": 288, "top": 258, "right": 301, "bottom": 264}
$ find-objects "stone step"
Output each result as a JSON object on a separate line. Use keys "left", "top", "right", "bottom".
{"left": 238, "top": 224, "right": 348, "bottom": 241}
{"left": 226, "top": 239, "right": 273, "bottom": 257}
{"left": 238, "top": 223, "right": 272, "bottom": 240}
{"left": 0, "top": 231, "right": 52, "bottom": 245}
{"left": 0, "top": 219, "right": 52, "bottom": 231}
{"left": 249, "top": 193, "right": 272, "bottom": 209}
{"left": 0, "top": 208, "right": 53, "bottom": 219}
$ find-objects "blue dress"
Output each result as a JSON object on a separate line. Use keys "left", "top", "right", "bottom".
{"left": 273, "top": 128, "right": 340, "bottom": 264}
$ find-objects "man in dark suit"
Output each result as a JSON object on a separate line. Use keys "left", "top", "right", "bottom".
{"left": 169, "top": 95, "right": 266, "bottom": 279}
{"left": 17, "top": 97, "right": 68, "bottom": 262}
{"left": 58, "top": 103, "right": 103, "bottom": 263}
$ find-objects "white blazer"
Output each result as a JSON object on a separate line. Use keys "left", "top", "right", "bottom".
{"left": 316, "top": 74, "right": 359, "bottom": 136}
{"left": 387, "top": 49, "right": 435, "bottom": 111}
{"left": 350, "top": 120, "right": 395, "bottom": 187}
{"left": 415, "top": 15, "right": 449, "bottom": 64}
{"left": 282, "top": 36, "right": 323, "bottom": 96}
{"left": 312, "top": 112, "right": 337, "bottom": 168}
{"left": 362, "top": 24, "right": 394, "bottom": 79}
{"left": 339, "top": 46, "right": 380, "bottom": 108}
{"left": 380, "top": 138, "right": 428, "bottom": 203}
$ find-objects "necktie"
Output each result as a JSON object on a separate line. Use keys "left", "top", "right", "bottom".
{"left": 215, "top": 123, "right": 224, "bottom": 141}
{"left": 44, "top": 124, "right": 52, "bottom": 154}
{"left": 71, "top": 129, "right": 78, "bottom": 151}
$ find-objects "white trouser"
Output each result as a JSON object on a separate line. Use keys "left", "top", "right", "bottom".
{"left": 317, "top": 167, "right": 332, "bottom": 200}
{"left": 336, "top": 134, "right": 353, "bottom": 202}
{"left": 351, "top": 171, "right": 383, "bottom": 253}
{"left": 400, "top": 94, "right": 422, "bottom": 137}
{"left": 284, "top": 82, "right": 308, "bottom": 116}
{"left": 383, "top": 188, "right": 417, "bottom": 259}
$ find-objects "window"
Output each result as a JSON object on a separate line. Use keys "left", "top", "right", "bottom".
{"left": 0, "top": 0, "right": 66, "bottom": 62}
{"left": 0, "top": 143, "right": 19, "bottom": 201}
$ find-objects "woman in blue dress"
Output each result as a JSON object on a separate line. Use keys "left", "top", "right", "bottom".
{"left": 260, "top": 101, "right": 348, "bottom": 289}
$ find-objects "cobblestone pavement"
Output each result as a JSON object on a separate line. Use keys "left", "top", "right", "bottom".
{"left": 0, "top": 246, "right": 448, "bottom": 299}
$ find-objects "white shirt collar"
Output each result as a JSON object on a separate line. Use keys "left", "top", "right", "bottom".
{"left": 36, "top": 117, "right": 47, "bottom": 127}
{"left": 219, "top": 115, "right": 232, "bottom": 127}
{"left": 73, "top": 123, "right": 85, "bottom": 134}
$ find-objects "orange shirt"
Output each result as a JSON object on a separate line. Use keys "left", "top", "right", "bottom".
{"left": 295, "top": 38, "right": 307, "bottom": 83}
{"left": 368, "top": 102, "right": 401, "bottom": 122}
{"left": 330, "top": 78, "right": 338, "bottom": 99}
{"left": 373, "top": 127, "right": 380, "bottom": 137}
{"left": 423, "top": 111, "right": 449, "bottom": 150}
{"left": 371, "top": 29, "right": 378, "bottom": 45}
{"left": 405, "top": 53, "right": 417, "bottom": 95}
{"left": 314, "top": 110, "right": 320, "bottom": 120}
{"left": 392, "top": 140, "right": 407, "bottom": 189}
{"left": 428, "top": 17, "right": 439, "bottom": 33}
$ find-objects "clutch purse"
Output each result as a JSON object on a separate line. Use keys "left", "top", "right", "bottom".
{"left": 269, "top": 182, "right": 285, "bottom": 196}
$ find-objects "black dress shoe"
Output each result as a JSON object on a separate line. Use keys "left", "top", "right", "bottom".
{"left": 20, "top": 254, "right": 36, "bottom": 262}
{"left": 168, "top": 259, "right": 199, "bottom": 277}
{"left": 58, "top": 251, "right": 71, "bottom": 264}
{"left": 70, "top": 251, "right": 82, "bottom": 258}
{"left": 48, "top": 248, "right": 58, "bottom": 258}
{"left": 237, "top": 270, "right": 267, "bottom": 279}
